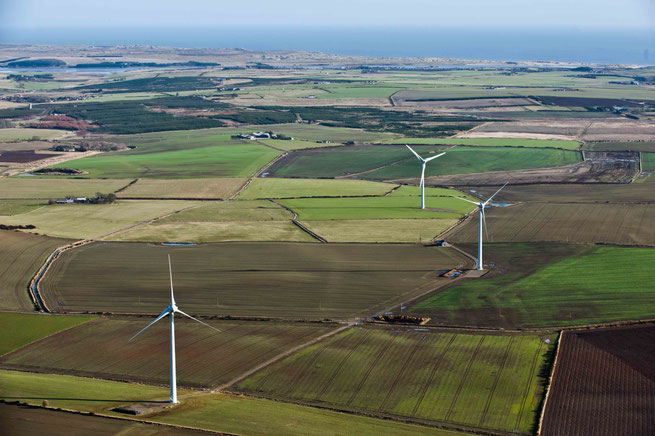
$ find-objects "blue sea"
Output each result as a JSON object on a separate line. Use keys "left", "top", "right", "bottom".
{"left": 2, "top": 26, "right": 654, "bottom": 65}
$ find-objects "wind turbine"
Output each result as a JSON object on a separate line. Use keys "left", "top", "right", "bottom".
{"left": 405, "top": 145, "right": 445, "bottom": 209}
{"left": 455, "top": 183, "right": 508, "bottom": 271}
{"left": 130, "top": 255, "right": 220, "bottom": 404}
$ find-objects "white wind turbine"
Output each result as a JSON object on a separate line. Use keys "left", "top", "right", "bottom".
{"left": 130, "top": 255, "right": 220, "bottom": 404}
{"left": 455, "top": 183, "right": 508, "bottom": 271}
{"left": 405, "top": 145, "right": 446, "bottom": 209}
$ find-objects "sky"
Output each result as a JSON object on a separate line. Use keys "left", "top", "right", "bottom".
{"left": 1, "top": 0, "right": 654, "bottom": 29}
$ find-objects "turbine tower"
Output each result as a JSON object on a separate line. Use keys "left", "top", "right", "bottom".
{"left": 405, "top": 145, "right": 445, "bottom": 209}
{"left": 455, "top": 183, "right": 508, "bottom": 271}
{"left": 130, "top": 255, "right": 220, "bottom": 404}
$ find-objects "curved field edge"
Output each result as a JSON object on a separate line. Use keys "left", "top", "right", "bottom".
{"left": 0, "top": 231, "right": 73, "bottom": 311}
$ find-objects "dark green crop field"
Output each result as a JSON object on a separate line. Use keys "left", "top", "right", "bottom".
{"left": 269, "top": 146, "right": 580, "bottom": 180}
{"left": 268, "top": 145, "right": 446, "bottom": 178}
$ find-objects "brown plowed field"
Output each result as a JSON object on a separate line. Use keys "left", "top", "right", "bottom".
{"left": 448, "top": 202, "right": 655, "bottom": 246}
{"left": 0, "top": 150, "right": 59, "bottom": 163}
{"left": 39, "top": 241, "right": 467, "bottom": 320}
{"left": 541, "top": 325, "right": 655, "bottom": 436}
{"left": 0, "top": 317, "right": 336, "bottom": 389}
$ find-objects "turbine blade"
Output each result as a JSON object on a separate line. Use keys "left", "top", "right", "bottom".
{"left": 168, "top": 254, "right": 175, "bottom": 305}
{"left": 483, "top": 182, "right": 509, "bottom": 206}
{"left": 176, "top": 310, "right": 222, "bottom": 333}
{"left": 482, "top": 207, "right": 490, "bottom": 241}
{"left": 129, "top": 307, "right": 171, "bottom": 341}
{"left": 453, "top": 196, "right": 479, "bottom": 205}
{"left": 424, "top": 152, "right": 446, "bottom": 162}
{"left": 405, "top": 144, "right": 424, "bottom": 162}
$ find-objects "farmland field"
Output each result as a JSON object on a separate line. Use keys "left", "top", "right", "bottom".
{"left": 154, "top": 392, "right": 466, "bottom": 436}
{"left": 0, "top": 200, "right": 200, "bottom": 239}
{"left": 267, "top": 145, "right": 447, "bottom": 178}
{"left": 238, "top": 178, "right": 396, "bottom": 199}
{"left": 385, "top": 137, "right": 581, "bottom": 150}
{"left": 0, "top": 128, "right": 65, "bottom": 141}
{"left": 301, "top": 219, "right": 459, "bottom": 243}
{"left": 238, "top": 326, "right": 553, "bottom": 434}
{"left": 448, "top": 202, "right": 655, "bottom": 246}
{"left": 0, "top": 178, "right": 132, "bottom": 199}
{"left": 0, "top": 231, "right": 71, "bottom": 311}
{"left": 0, "top": 199, "right": 44, "bottom": 215}
{"left": 0, "top": 369, "right": 177, "bottom": 413}
{"left": 0, "top": 317, "right": 338, "bottom": 388}
{"left": 469, "top": 183, "right": 655, "bottom": 203}
{"left": 117, "top": 177, "right": 246, "bottom": 199}
{"left": 0, "top": 404, "right": 208, "bottom": 436}
{"left": 364, "top": 147, "right": 581, "bottom": 180}
{"left": 279, "top": 196, "right": 473, "bottom": 220}
{"left": 541, "top": 325, "right": 655, "bottom": 436}
{"left": 39, "top": 241, "right": 468, "bottom": 319}
{"left": 48, "top": 143, "right": 281, "bottom": 178}
{"left": 112, "top": 220, "right": 315, "bottom": 243}
{"left": 108, "top": 200, "right": 317, "bottom": 242}
{"left": 409, "top": 243, "right": 655, "bottom": 328}
{"left": 0, "top": 313, "right": 95, "bottom": 356}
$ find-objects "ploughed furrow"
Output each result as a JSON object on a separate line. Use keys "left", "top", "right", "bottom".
{"left": 315, "top": 329, "right": 373, "bottom": 401}
{"left": 346, "top": 334, "right": 399, "bottom": 406}
{"left": 479, "top": 336, "right": 515, "bottom": 426}
{"left": 514, "top": 341, "right": 544, "bottom": 433}
{"left": 444, "top": 336, "right": 485, "bottom": 422}
{"left": 379, "top": 334, "right": 428, "bottom": 411}
{"left": 411, "top": 333, "right": 458, "bottom": 417}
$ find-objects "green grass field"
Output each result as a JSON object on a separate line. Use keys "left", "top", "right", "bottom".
{"left": 279, "top": 196, "right": 474, "bottom": 220}
{"left": 0, "top": 369, "right": 175, "bottom": 413}
{"left": 239, "top": 326, "right": 552, "bottom": 434}
{"left": 365, "top": 147, "right": 581, "bottom": 180}
{"left": 410, "top": 244, "right": 655, "bottom": 328}
{"left": 158, "top": 200, "right": 292, "bottom": 222}
{"left": 154, "top": 393, "right": 465, "bottom": 436}
{"left": 259, "top": 138, "right": 340, "bottom": 150}
{"left": 239, "top": 178, "right": 396, "bottom": 199}
{"left": 0, "top": 199, "right": 45, "bottom": 215}
{"left": 269, "top": 145, "right": 580, "bottom": 180}
{"left": 0, "top": 200, "right": 200, "bottom": 239}
{"left": 0, "top": 313, "right": 95, "bottom": 356}
{"left": 385, "top": 137, "right": 581, "bottom": 150}
{"left": 0, "top": 128, "right": 65, "bottom": 141}
{"left": 0, "top": 231, "right": 71, "bottom": 311}
{"left": 0, "top": 178, "right": 132, "bottom": 199}
{"left": 39, "top": 241, "right": 467, "bottom": 319}
{"left": 301, "top": 219, "right": 459, "bottom": 243}
{"left": 49, "top": 143, "right": 281, "bottom": 178}
{"left": 117, "top": 177, "right": 246, "bottom": 199}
